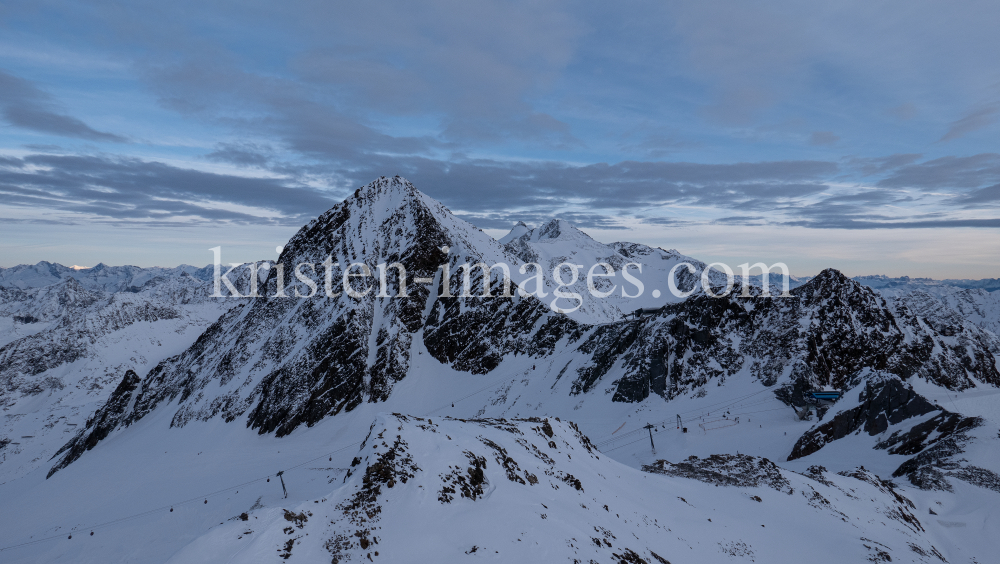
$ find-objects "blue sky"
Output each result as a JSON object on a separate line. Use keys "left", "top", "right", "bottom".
{"left": 1, "top": 0, "right": 998, "bottom": 277}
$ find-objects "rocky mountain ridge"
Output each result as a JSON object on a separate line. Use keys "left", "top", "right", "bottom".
{"left": 47, "top": 178, "right": 1000, "bottom": 481}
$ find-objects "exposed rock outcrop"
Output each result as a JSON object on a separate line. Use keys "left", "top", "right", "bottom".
{"left": 788, "top": 377, "right": 938, "bottom": 460}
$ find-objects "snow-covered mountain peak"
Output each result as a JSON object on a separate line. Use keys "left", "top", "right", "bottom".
{"left": 29, "top": 277, "right": 104, "bottom": 317}
{"left": 796, "top": 267, "right": 879, "bottom": 304}
{"left": 504, "top": 219, "right": 617, "bottom": 264}
{"left": 281, "top": 175, "right": 510, "bottom": 267}
{"left": 347, "top": 175, "right": 424, "bottom": 219}
{"left": 283, "top": 175, "right": 436, "bottom": 265}
{"left": 498, "top": 221, "right": 529, "bottom": 245}
{"left": 523, "top": 218, "right": 596, "bottom": 246}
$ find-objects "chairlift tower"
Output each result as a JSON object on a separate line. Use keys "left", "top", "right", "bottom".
{"left": 644, "top": 423, "right": 656, "bottom": 454}
{"left": 276, "top": 470, "right": 288, "bottom": 498}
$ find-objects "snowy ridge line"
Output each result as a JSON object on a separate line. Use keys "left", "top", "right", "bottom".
{"left": 0, "top": 368, "right": 525, "bottom": 553}
{"left": 592, "top": 387, "right": 774, "bottom": 449}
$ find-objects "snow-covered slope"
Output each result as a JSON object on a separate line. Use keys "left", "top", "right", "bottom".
{"left": 166, "top": 414, "right": 956, "bottom": 564}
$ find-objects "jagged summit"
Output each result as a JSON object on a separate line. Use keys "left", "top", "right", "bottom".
{"left": 277, "top": 175, "right": 508, "bottom": 280}
{"left": 789, "top": 268, "right": 893, "bottom": 325}
{"left": 503, "top": 218, "right": 617, "bottom": 265}
{"left": 800, "top": 267, "right": 851, "bottom": 289}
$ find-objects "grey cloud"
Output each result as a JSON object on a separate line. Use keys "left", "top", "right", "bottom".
{"left": 0, "top": 217, "right": 82, "bottom": 226}
{"left": 847, "top": 154, "right": 922, "bottom": 176}
{"left": 0, "top": 70, "right": 127, "bottom": 142}
{"left": 2, "top": 148, "right": 996, "bottom": 232}
{"left": 877, "top": 154, "right": 1000, "bottom": 190}
{"left": 146, "top": 58, "right": 444, "bottom": 162}
{"left": 784, "top": 217, "right": 1000, "bottom": 229}
{"left": 813, "top": 189, "right": 910, "bottom": 205}
{"left": 666, "top": 2, "right": 1000, "bottom": 127}
{"left": 939, "top": 104, "right": 1000, "bottom": 142}
{"left": 121, "top": 0, "right": 582, "bottom": 153}
{"left": 712, "top": 216, "right": 768, "bottom": 225}
{"left": 781, "top": 190, "right": 920, "bottom": 224}
{"left": 636, "top": 216, "right": 690, "bottom": 226}
{"left": 4, "top": 149, "right": 838, "bottom": 229}
{"left": 205, "top": 142, "right": 275, "bottom": 168}
{"left": 285, "top": 0, "right": 583, "bottom": 144}
{"left": 346, "top": 157, "right": 839, "bottom": 215}
{"left": 0, "top": 155, "right": 25, "bottom": 168}
{"left": 687, "top": 182, "right": 830, "bottom": 210}
{"left": 961, "top": 183, "right": 1000, "bottom": 205}
{"left": 22, "top": 143, "right": 62, "bottom": 152}
{"left": 618, "top": 132, "right": 696, "bottom": 159}
{"left": 0, "top": 154, "right": 338, "bottom": 225}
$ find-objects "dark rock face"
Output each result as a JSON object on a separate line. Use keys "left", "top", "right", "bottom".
{"left": 887, "top": 415, "right": 995, "bottom": 493}
{"left": 47, "top": 369, "right": 142, "bottom": 477}
{"left": 642, "top": 453, "right": 792, "bottom": 493}
{"left": 788, "top": 378, "right": 938, "bottom": 460}
{"left": 876, "top": 411, "right": 980, "bottom": 456}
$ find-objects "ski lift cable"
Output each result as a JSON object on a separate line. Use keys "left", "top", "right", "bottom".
{"left": 423, "top": 370, "right": 521, "bottom": 416}
{"left": 675, "top": 387, "right": 773, "bottom": 417}
{"left": 593, "top": 393, "right": 785, "bottom": 449}
{"left": 602, "top": 433, "right": 661, "bottom": 453}
{"left": 594, "top": 388, "right": 774, "bottom": 446}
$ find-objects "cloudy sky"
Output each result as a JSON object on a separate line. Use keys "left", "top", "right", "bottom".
{"left": 1, "top": 1, "right": 999, "bottom": 277}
